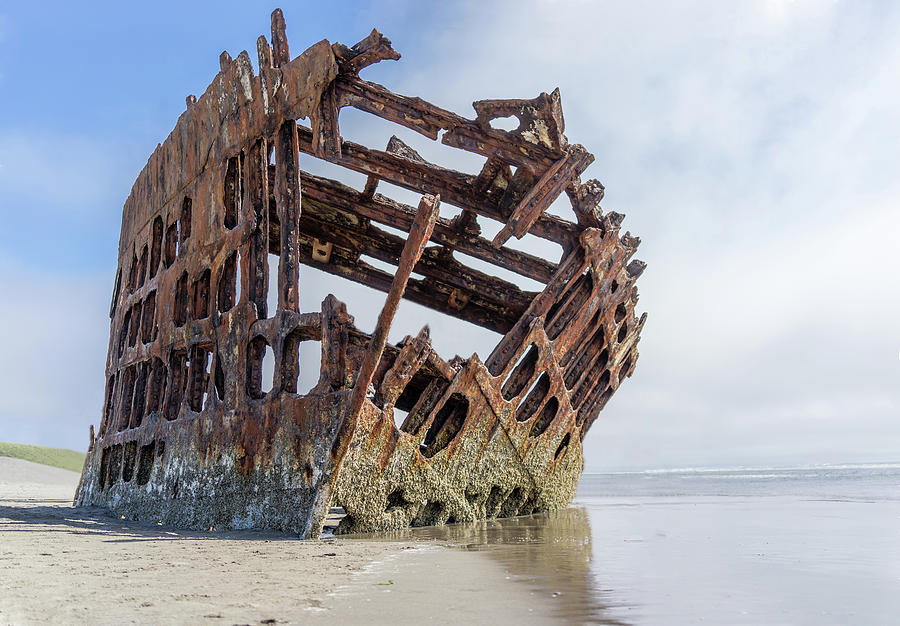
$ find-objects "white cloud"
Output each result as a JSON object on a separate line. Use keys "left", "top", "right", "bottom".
{"left": 0, "top": 257, "right": 109, "bottom": 450}
{"left": 0, "top": 132, "right": 128, "bottom": 216}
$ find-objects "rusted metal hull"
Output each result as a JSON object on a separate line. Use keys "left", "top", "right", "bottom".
{"left": 75, "top": 9, "right": 646, "bottom": 537}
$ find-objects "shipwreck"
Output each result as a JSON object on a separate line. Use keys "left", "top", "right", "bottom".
{"left": 75, "top": 9, "right": 647, "bottom": 537}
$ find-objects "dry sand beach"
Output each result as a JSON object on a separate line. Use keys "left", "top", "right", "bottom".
{"left": 0, "top": 457, "right": 557, "bottom": 625}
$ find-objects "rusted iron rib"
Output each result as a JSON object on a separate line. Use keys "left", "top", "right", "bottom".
{"left": 339, "top": 193, "right": 441, "bottom": 454}
{"left": 299, "top": 171, "right": 558, "bottom": 282}
{"left": 295, "top": 127, "right": 580, "bottom": 248}
{"left": 275, "top": 120, "right": 301, "bottom": 312}
{"left": 335, "top": 76, "right": 562, "bottom": 171}
{"left": 491, "top": 146, "right": 594, "bottom": 247}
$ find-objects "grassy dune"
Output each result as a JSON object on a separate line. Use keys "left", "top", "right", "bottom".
{"left": 0, "top": 442, "right": 86, "bottom": 473}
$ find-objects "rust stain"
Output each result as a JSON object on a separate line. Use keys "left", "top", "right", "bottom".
{"left": 75, "top": 8, "right": 647, "bottom": 537}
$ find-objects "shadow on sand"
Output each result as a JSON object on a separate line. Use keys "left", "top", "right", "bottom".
{"left": 0, "top": 498, "right": 311, "bottom": 543}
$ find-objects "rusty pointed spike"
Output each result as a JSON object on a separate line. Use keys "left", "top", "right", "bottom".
{"left": 386, "top": 135, "right": 428, "bottom": 163}
{"left": 337, "top": 28, "right": 401, "bottom": 73}
{"left": 604, "top": 211, "right": 626, "bottom": 231}
{"left": 621, "top": 232, "right": 641, "bottom": 250}
{"left": 548, "top": 87, "right": 566, "bottom": 136}
{"left": 219, "top": 51, "right": 233, "bottom": 72}
{"left": 626, "top": 259, "right": 647, "bottom": 279}
{"left": 359, "top": 29, "right": 383, "bottom": 51}
{"left": 271, "top": 8, "right": 290, "bottom": 67}
{"left": 379, "top": 325, "right": 433, "bottom": 408}
{"left": 567, "top": 178, "right": 605, "bottom": 228}
{"left": 257, "top": 35, "right": 272, "bottom": 70}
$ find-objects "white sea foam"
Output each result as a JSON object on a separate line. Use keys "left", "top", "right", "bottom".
{"left": 584, "top": 461, "right": 900, "bottom": 476}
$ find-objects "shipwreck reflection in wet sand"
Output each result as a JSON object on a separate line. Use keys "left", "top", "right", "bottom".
{"left": 353, "top": 507, "right": 628, "bottom": 625}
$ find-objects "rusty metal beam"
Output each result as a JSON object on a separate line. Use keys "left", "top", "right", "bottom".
{"left": 334, "top": 75, "right": 563, "bottom": 171}
{"left": 298, "top": 243, "right": 522, "bottom": 333}
{"left": 341, "top": 194, "right": 440, "bottom": 451}
{"left": 295, "top": 125, "right": 580, "bottom": 247}
{"left": 275, "top": 120, "right": 301, "bottom": 312}
{"left": 299, "top": 171, "right": 558, "bottom": 282}
{"left": 491, "top": 145, "right": 594, "bottom": 247}
{"left": 297, "top": 198, "right": 536, "bottom": 311}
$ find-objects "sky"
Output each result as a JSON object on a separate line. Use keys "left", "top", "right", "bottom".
{"left": 0, "top": 0, "right": 897, "bottom": 471}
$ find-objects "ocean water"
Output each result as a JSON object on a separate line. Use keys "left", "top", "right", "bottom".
{"left": 399, "top": 464, "right": 900, "bottom": 624}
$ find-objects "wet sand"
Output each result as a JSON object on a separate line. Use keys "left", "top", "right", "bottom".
{"left": 0, "top": 457, "right": 556, "bottom": 625}
{"left": 13, "top": 457, "right": 890, "bottom": 623}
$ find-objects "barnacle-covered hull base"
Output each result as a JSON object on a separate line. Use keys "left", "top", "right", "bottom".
{"left": 75, "top": 9, "right": 647, "bottom": 537}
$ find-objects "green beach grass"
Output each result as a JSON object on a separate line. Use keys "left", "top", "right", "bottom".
{"left": 0, "top": 442, "right": 86, "bottom": 473}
